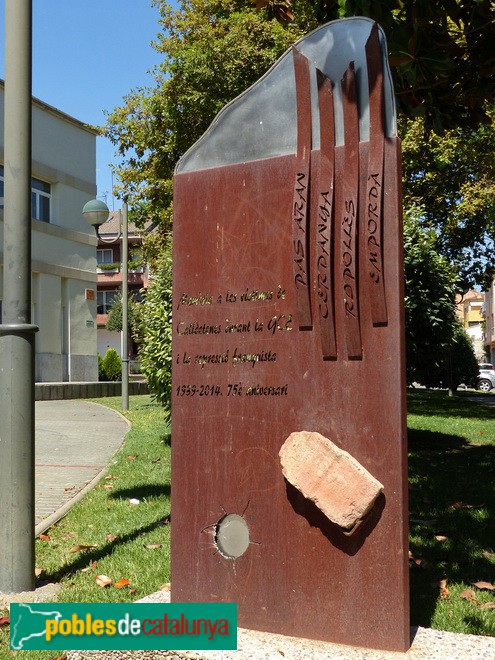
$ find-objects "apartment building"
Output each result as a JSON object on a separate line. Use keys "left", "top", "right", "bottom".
{"left": 0, "top": 81, "right": 99, "bottom": 381}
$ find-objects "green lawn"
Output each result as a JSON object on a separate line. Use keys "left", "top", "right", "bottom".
{"left": 1, "top": 390, "right": 494, "bottom": 657}
{"left": 408, "top": 389, "right": 495, "bottom": 635}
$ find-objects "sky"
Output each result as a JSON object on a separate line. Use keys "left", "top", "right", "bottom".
{"left": 0, "top": 0, "right": 170, "bottom": 211}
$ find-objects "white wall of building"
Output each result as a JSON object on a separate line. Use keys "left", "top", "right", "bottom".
{"left": 0, "top": 82, "right": 100, "bottom": 381}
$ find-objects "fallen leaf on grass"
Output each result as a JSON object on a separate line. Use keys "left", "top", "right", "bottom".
{"left": 460, "top": 589, "right": 479, "bottom": 605}
{"left": 0, "top": 616, "right": 10, "bottom": 626}
{"left": 95, "top": 575, "right": 112, "bottom": 588}
{"left": 127, "top": 455, "right": 137, "bottom": 460}
{"left": 92, "top": 561, "right": 97, "bottom": 570}
{"left": 129, "top": 498, "right": 140, "bottom": 505}
{"left": 129, "top": 589, "right": 137, "bottom": 595}
{"left": 144, "top": 543, "right": 162, "bottom": 550}
{"left": 70, "top": 544, "right": 98, "bottom": 553}
{"left": 482, "top": 551, "right": 495, "bottom": 560}
{"left": 409, "top": 552, "right": 432, "bottom": 569}
{"left": 39, "top": 534, "right": 51, "bottom": 541}
{"left": 106, "top": 533, "right": 118, "bottom": 542}
{"left": 114, "top": 579, "right": 131, "bottom": 589}
{"left": 102, "top": 484, "right": 113, "bottom": 490}
{"left": 480, "top": 602, "right": 495, "bottom": 610}
{"left": 473, "top": 581, "right": 495, "bottom": 590}
{"left": 49, "top": 655, "right": 67, "bottom": 660}
{"left": 434, "top": 535, "right": 448, "bottom": 542}
{"left": 160, "top": 583, "right": 171, "bottom": 591}
{"left": 35, "top": 567, "right": 45, "bottom": 577}
{"left": 437, "top": 579, "right": 450, "bottom": 599}
{"left": 451, "top": 501, "right": 475, "bottom": 509}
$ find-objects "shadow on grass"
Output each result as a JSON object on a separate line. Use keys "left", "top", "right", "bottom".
{"left": 39, "top": 513, "right": 170, "bottom": 584}
{"left": 408, "top": 427, "right": 495, "bottom": 628}
{"left": 408, "top": 389, "right": 495, "bottom": 420}
{"left": 161, "top": 433, "right": 171, "bottom": 446}
{"left": 109, "top": 483, "right": 171, "bottom": 501}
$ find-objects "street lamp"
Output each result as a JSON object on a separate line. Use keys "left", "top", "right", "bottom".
{"left": 83, "top": 198, "right": 129, "bottom": 411}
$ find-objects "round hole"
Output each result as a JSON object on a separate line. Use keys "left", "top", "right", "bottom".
{"left": 215, "top": 513, "right": 250, "bottom": 559}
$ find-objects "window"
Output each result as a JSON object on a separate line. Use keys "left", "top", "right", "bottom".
{"left": 31, "top": 177, "right": 51, "bottom": 222}
{"left": 0, "top": 166, "right": 51, "bottom": 221}
{"left": 97, "top": 249, "right": 115, "bottom": 265}
{"left": 469, "top": 321, "right": 481, "bottom": 327}
{"left": 97, "top": 290, "right": 118, "bottom": 314}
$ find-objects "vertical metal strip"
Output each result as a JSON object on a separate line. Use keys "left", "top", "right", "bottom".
{"left": 339, "top": 63, "right": 362, "bottom": 359}
{"left": 315, "top": 69, "right": 337, "bottom": 359}
{"left": 291, "top": 47, "right": 313, "bottom": 330}
{"left": 365, "top": 23, "right": 387, "bottom": 325}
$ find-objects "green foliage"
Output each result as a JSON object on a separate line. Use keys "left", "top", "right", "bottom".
{"left": 97, "top": 352, "right": 105, "bottom": 381}
{"left": 138, "top": 236, "right": 173, "bottom": 408}
{"left": 311, "top": 0, "right": 495, "bottom": 132}
{"left": 403, "top": 207, "right": 461, "bottom": 386}
{"left": 401, "top": 113, "right": 495, "bottom": 287}
{"left": 101, "top": 348, "right": 123, "bottom": 382}
{"left": 102, "top": 0, "right": 312, "bottom": 230}
{"left": 412, "top": 319, "right": 480, "bottom": 390}
{"left": 105, "top": 293, "right": 145, "bottom": 343}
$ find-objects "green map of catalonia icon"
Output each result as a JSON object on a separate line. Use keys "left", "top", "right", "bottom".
{"left": 10, "top": 603, "right": 63, "bottom": 650}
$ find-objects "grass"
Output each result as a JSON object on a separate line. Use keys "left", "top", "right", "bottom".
{"left": 1, "top": 390, "right": 494, "bottom": 657}
{"left": 408, "top": 389, "right": 495, "bottom": 636}
{"left": 0, "top": 395, "right": 170, "bottom": 659}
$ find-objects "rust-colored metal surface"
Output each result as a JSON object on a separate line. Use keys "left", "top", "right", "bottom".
{"left": 172, "top": 19, "right": 408, "bottom": 653}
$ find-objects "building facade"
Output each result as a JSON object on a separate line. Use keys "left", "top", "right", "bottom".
{"left": 455, "top": 289, "right": 485, "bottom": 362}
{"left": 96, "top": 211, "right": 150, "bottom": 364}
{"left": 484, "top": 282, "right": 495, "bottom": 364}
{"left": 0, "top": 81, "right": 99, "bottom": 381}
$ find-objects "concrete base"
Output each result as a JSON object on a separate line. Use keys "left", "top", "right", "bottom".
{"left": 62, "top": 590, "right": 495, "bottom": 659}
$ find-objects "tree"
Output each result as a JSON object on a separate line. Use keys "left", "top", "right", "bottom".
{"left": 137, "top": 236, "right": 173, "bottom": 408}
{"left": 403, "top": 206, "right": 478, "bottom": 388}
{"left": 401, "top": 113, "right": 495, "bottom": 288}
{"left": 299, "top": 0, "right": 495, "bottom": 132}
{"left": 103, "top": 0, "right": 312, "bottom": 231}
{"left": 106, "top": 292, "right": 145, "bottom": 344}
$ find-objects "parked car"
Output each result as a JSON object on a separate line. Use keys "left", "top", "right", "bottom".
{"left": 478, "top": 365, "right": 495, "bottom": 392}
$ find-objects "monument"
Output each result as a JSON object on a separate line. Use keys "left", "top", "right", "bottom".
{"left": 171, "top": 17, "right": 409, "bottom": 652}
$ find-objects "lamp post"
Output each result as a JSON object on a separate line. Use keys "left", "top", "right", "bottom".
{"left": 0, "top": 0, "right": 37, "bottom": 594}
{"left": 83, "top": 199, "right": 129, "bottom": 411}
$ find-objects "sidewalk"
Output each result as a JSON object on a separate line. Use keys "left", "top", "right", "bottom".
{"left": 35, "top": 400, "right": 129, "bottom": 535}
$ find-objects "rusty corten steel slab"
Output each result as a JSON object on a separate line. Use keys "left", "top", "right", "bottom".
{"left": 171, "top": 18, "right": 408, "bottom": 653}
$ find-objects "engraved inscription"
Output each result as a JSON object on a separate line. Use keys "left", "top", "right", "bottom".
{"left": 175, "top": 286, "right": 291, "bottom": 399}
{"left": 342, "top": 199, "right": 357, "bottom": 318}
{"left": 178, "top": 292, "right": 213, "bottom": 309}
{"left": 367, "top": 172, "right": 382, "bottom": 283}
{"left": 317, "top": 190, "right": 332, "bottom": 320}
{"left": 292, "top": 171, "right": 308, "bottom": 289}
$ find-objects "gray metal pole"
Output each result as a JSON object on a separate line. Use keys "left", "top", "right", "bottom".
{"left": 121, "top": 202, "right": 129, "bottom": 410}
{"left": 0, "top": 0, "right": 38, "bottom": 593}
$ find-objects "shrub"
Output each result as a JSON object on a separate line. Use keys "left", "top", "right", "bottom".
{"left": 97, "top": 352, "right": 106, "bottom": 381}
{"left": 101, "top": 348, "right": 122, "bottom": 381}
{"left": 138, "top": 236, "right": 172, "bottom": 409}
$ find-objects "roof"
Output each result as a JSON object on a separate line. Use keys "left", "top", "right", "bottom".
{"left": 463, "top": 290, "right": 484, "bottom": 302}
{"left": 98, "top": 210, "right": 154, "bottom": 239}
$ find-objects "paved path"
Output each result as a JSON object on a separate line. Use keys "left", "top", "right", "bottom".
{"left": 35, "top": 400, "right": 129, "bottom": 534}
